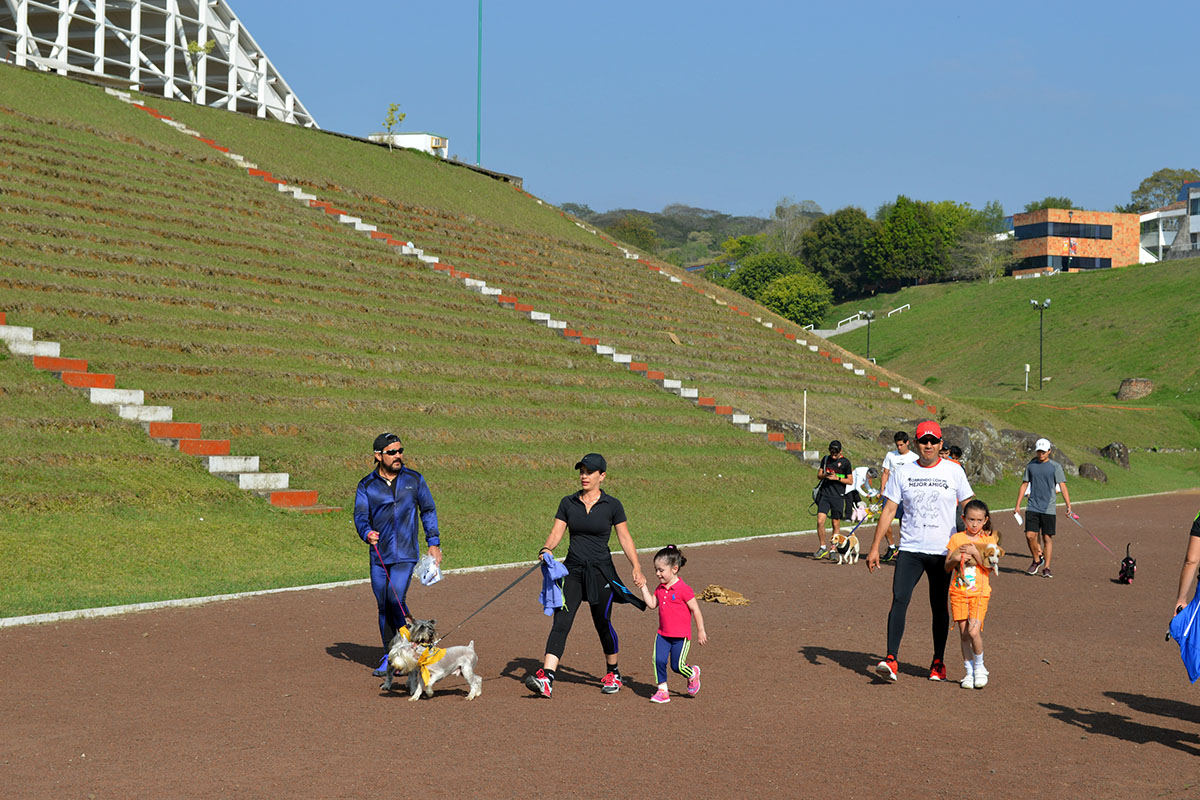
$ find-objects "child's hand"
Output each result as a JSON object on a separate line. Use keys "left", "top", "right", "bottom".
{"left": 697, "top": 630, "right": 707, "bottom": 645}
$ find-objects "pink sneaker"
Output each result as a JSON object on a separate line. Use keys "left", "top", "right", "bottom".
{"left": 686, "top": 665, "right": 702, "bottom": 696}
{"left": 650, "top": 688, "right": 670, "bottom": 703}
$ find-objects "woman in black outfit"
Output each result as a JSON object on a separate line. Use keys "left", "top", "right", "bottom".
{"left": 525, "top": 453, "right": 646, "bottom": 698}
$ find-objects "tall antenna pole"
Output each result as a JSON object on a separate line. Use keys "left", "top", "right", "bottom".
{"left": 476, "top": 0, "right": 482, "bottom": 165}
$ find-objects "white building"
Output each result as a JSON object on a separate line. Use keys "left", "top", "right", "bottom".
{"left": 368, "top": 132, "right": 449, "bottom": 159}
{"left": 0, "top": 0, "right": 316, "bottom": 127}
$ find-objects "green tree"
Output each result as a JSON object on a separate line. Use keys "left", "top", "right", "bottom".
{"left": 727, "top": 252, "right": 805, "bottom": 301}
{"left": 762, "top": 197, "right": 823, "bottom": 256}
{"left": 561, "top": 202, "right": 597, "bottom": 221}
{"left": 866, "top": 196, "right": 965, "bottom": 285}
{"left": 1114, "top": 167, "right": 1200, "bottom": 213}
{"left": 758, "top": 271, "right": 833, "bottom": 325}
{"left": 719, "top": 233, "right": 765, "bottom": 262}
{"left": 185, "top": 39, "right": 215, "bottom": 101}
{"left": 382, "top": 103, "right": 406, "bottom": 152}
{"left": 1023, "top": 196, "right": 1076, "bottom": 212}
{"left": 800, "top": 206, "right": 877, "bottom": 301}
{"left": 950, "top": 229, "right": 1016, "bottom": 282}
{"left": 606, "top": 213, "right": 659, "bottom": 253}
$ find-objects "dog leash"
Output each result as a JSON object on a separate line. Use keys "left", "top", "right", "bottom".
{"left": 433, "top": 561, "right": 540, "bottom": 646}
{"left": 1066, "top": 513, "right": 1116, "bottom": 557}
{"left": 372, "top": 541, "right": 413, "bottom": 622}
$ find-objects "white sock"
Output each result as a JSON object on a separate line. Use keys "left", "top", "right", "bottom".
{"left": 963, "top": 660, "right": 973, "bottom": 676}
{"left": 974, "top": 653, "right": 985, "bottom": 670}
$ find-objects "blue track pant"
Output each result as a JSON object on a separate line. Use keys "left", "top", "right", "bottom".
{"left": 653, "top": 634, "right": 696, "bottom": 684}
{"left": 371, "top": 560, "right": 416, "bottom": 648}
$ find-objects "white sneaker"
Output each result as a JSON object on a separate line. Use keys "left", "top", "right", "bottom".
{"left": 960, "top": 671, "right": 974, "bottom": 689}
{"left": 973, "top": 666, "right": 989, "bottom": 689}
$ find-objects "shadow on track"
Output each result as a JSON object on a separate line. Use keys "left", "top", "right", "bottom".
{"left": 1040, "top": 703, "right": 1200, "bottom": 755}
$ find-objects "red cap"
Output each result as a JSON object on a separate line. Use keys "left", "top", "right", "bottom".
{"left": 915, "top": 420, "right": 942, "bottom": 441}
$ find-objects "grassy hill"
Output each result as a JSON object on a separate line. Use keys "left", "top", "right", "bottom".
{"left": 823, "top": 264, "right": 1200, "bottom": 489}
{"left": 0, "top": 65, "right": 951, "bottom": 616}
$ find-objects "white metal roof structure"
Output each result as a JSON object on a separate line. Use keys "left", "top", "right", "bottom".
{"left": 0, "top": 0, "right": 317, "bottom": 127}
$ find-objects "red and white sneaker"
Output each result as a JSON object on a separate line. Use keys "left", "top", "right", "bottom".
{"left": 524, "top": 669, "right": 552, "bottom": 698}
{"left": 650, "top": 688, "right": 671, "bottom": 703}
{"left": 686, "top": 665, "right": 702, "bottom": 696}
{"left": 875, "top": 655, "right": 899, "bottom": 682}
{"left": 600, "top": 671, "right": 622, "bottom": 694}
{"left": 928, "top": 658, "right": 947, "bottom": 681}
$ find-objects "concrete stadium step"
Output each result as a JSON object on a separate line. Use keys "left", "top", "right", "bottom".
{"left": 90, "top": 387, "right": 143, "bottom": 405}
{"left": 268, "top": 489, "right": 318, "bottom": 508}
{"left": 61, "top": 371, "right": 116, "bottom": 389}
{"left": 205, "top": 455, "right": 259, "bottom": 473}
{"left": 117, "top": 404, "right": 172, "bottom": 422}
{"left": 8, "top": 340, "right": 60, "bottom": 357}
{"left": 179, "top": 439, "right": 231, "bottom": 456}
{"left": 216, "top": 472, "right": 290, "bottom": 491}
{"left": 33, "top": 355, "right": 88, "bottom": 372}
{"left": 147, "top": 421, "right": 203, "bottom": 439}
{"left": 0, "top": 324, "right": 34, "bottom": 342}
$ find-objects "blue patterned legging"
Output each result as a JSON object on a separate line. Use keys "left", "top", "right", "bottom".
{"left": 653, "top": 634, "right": 696, "bottom": 684}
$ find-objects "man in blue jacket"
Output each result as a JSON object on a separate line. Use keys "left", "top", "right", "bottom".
{"left": 354, "top": 432, "right": 442, "bottom": 676}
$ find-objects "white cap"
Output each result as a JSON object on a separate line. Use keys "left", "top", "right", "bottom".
{"left": 1035, "top": 438, "right": 1052, "bottom": 452}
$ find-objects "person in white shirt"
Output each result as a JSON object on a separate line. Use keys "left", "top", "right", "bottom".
{"left": 878, "top": 431, "right": 919, "bottom": 561}
{"left": 866, "top": 421, "right": 974, "bottom": 684}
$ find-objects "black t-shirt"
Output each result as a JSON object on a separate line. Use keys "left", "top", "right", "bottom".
{"left": 818, "top": 455, "right": 852, "bottom": 497}
{"left": 555, "top": 490, "right": 627, "bottom": 565}
{"left": 1190, "top": 510, "right": 1200, "bottom": 538}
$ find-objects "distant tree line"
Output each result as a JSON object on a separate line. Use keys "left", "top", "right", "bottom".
{"left": 560, "top": 167, "right": 1194, "bottom": 327}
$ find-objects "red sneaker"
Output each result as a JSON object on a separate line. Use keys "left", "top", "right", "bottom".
{"left": 928, "top": 658, "right": 947, "bottom": 681}
{"left": 875, "top": 655, "right": 898, "bottom": 682}
{"left": 600, "top": 671, "right": 622, "bottom": 694}
{"left": 524, "top": 669, "right": 552, "bottom": 698}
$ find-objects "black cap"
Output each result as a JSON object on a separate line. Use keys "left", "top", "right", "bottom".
{"left": 574, "top": 453, "right": 607, "bottom": 473}
{"left": 829, "top": 440, "right": 842, "bottom": 452}
{"left": 373, "top": 432, "right": 401, "bottom": 452}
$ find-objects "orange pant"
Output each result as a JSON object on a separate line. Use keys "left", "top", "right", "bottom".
{"left": 950, "top": 592, "right": 989, "bottom": 623}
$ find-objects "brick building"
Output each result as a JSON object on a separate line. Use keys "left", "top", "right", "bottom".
{"left": 1012, "top": 208, "right": 1140, "bottom": 275}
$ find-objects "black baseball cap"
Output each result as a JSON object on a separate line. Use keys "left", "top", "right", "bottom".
{"left": 574, "top": 453, "right": 607, "bottom": 473}
{"left": 829, "top": 440, "right": 842, "bottom": 452}
{"left": 373, "top": 432, "right": 401, "bottom": 452}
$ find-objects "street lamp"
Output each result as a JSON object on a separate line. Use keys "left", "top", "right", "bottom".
{"left": 1064, "top": 209, "right": 1073, "bottom": 272}
{"left": 859, "top": 310, "right": 876, "bottom": 361}
{"left": 1030, "top": 298, "right": 1050, "bottom": 389}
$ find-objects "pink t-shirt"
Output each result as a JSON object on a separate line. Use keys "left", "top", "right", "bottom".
{"left": 654, "top": 578, "right": 696, "bottom": 638}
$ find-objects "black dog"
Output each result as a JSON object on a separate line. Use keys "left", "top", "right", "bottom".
{"left": 1117, "top": 543, "right": 1136, "bottom": 584}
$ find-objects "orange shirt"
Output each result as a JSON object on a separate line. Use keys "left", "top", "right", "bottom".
{"left": 947, "top": 531, "right": 996, "bottom": 597}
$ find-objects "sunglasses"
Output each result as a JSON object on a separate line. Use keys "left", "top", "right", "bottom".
{"left": 382, "top": 448, "right": 404, "bottom": 456}
{"left": 917, "top": 437, "right": 941, "bottom": 445}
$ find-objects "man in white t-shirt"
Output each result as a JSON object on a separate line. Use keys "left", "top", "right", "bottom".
{"left": 878, "top": 430, "right": 919, "bottom": 562}
{"left": 844, "top": 466, "right": 879, "bottom": 521}
{"left": 866, "top": 420, "right": 973, "bottom": 684}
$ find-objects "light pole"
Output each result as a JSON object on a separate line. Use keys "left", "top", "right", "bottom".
{"left": 1064, "top": 209, "right": 1073, "bottom": 272}
{"left": 1030, "top": 298, "right": 1050, "bottom": 389}
{"left": 859, "top": 309, "right": 875, "bottom": 361}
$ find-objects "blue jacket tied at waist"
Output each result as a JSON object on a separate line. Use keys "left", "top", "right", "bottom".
{"left": 354, "top": 466, "right": 439, "bottom": 565}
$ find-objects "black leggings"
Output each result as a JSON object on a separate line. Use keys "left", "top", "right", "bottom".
{"left": 545, "top": 573, "right": 617, "bottom": 659}
{"left": 887, "top": 550, "right": 950, "bottom": 660}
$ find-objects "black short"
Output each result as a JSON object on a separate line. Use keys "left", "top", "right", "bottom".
{"left": 1025, "top": 511, "right": 1057, "bottom": 536}
{"left": 817, "top": 493, "right": 846, "bottom": 519}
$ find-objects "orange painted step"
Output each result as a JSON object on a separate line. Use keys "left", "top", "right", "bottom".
{"left": 628, "top": 362, "right": 648, "bottom": 373}
{"left": 179, "top": 439, "right": 231, "bottom": 456}
{"left": 433, "top": 263, "right": 451, "bottom": 272}
{"left": 579, "top": 337, "right": 600, "bottom": 346}
{"left": 784, "top": 333, "right": 796, "bottom": 341}
{"left": 61, "top": 371, "right": 115, "bottom": 389}
{"left": 927, "top": 405, "right": 938, "bottom": 415}
{"left": 369, "top": 230, "right": 390, "bottom": 240}
{"left": 915, "top": 399, "right": 925, "bottom": 406}
{"left": 148, "top": 421, "right": 203, "bottom": 439}
{"left": 645, "top": 371, "right": 665, "bottom": 381}
{"left": 697, "top": 397, "right": 716, "bottom": 407}
{"left": 0, "top": 311, "right": 5, "bottom": 324}
{"left": 270, "top": 490, "right": 319, "bottom": 508}
{"left": 767, "top": 432, "right": 785, "bottom": 443}
{"left": 879, "top": 381, "right": 889, "bottom": 388}
{"left": 738, "top": 311, "right": 749, "bottom": 316}
{"left": 514, "top": 303, "right": 534, "bottom": 313}
{"left": 785, "top": 442, "right": 804, "bottom": 451}
{"left": 562, "top": 329, "right": 581, "bottom": 338}
{"left": 497, "top": 295, "right": 518, "bottom": 305}
{"left": 247, "top": 168, "right": 271, "bottom": 178}
{"left": 819, "top": 350, "right": 830, "bottom": 357}
{"left": 713, "top": 405, "right": 733, "bottom": 415}
{"left": 832, "top": 357, "right": 842, "bottom": 364}
{"left": 33, "top": 355, "right": 88, "bottom": 372}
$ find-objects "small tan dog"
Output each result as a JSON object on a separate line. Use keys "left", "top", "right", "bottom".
{"left": 830, "top": 531, "right": 859, "bottom": 565}
{"left": 982, "top": 536, "right": 1004, "bottom": 577}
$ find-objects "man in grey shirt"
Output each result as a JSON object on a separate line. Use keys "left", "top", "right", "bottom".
{"left": 1014, "top": 437, "right": 1074, "bottom": 578}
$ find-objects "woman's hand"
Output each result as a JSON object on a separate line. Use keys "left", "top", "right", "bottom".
{"left": 632, "top": 569, "right": 646, "bottom": 588}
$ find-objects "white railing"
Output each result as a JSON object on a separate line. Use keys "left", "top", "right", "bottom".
{"left": 802, "top": 323, "right": 814, "bottom": 331}
{"left": 887, "top": 304, "right": 910, "bottom": 317}
{"left": 836, "top": 313, "right": 862, "bottom": 328}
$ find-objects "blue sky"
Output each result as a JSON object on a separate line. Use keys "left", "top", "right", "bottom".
{"left": 231, "top": 0, "right": 1194, "bottom": 219}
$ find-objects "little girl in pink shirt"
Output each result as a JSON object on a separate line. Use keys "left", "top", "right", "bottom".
{"left": 638, "top": 545, "right": 708, "bottom": 703}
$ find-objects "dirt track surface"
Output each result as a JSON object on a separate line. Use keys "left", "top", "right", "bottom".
{"left": 3, "top": 491, "right": 1199, "bottom": 798}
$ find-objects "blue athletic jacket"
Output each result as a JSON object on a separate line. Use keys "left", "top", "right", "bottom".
{"left": 353, "top": 466, "right": 440, "bottom": 566}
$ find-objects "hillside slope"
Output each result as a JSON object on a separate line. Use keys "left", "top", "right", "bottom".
{"left": 0, "top": 66, "right": 964, "bottom": 615}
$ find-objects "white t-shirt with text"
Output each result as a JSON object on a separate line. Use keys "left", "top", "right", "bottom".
{"left": 883, "top": 458, "right": 974, "bottom": 555}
